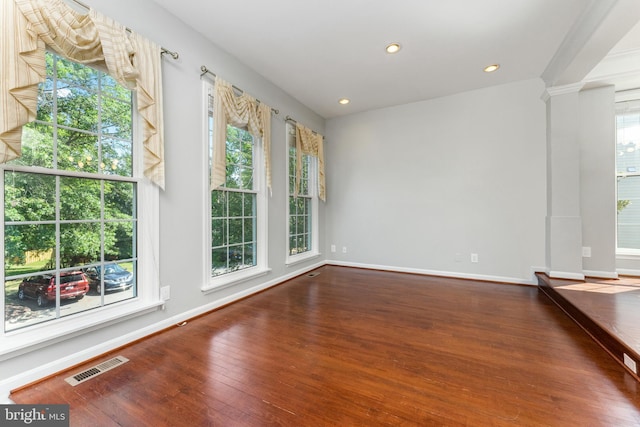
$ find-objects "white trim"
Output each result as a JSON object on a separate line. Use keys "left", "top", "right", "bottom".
{"left": 0, "top": 178, "right": 160, "bottom": 360}
{"left": 616, "top": 251, "right": 640, "bottom": 260}
{"left": 286, "top": 251, "right": 321, "bottom": 267}
{"left": 616, "top": 88, "right": 640, "bottom": 103}
{"left": 203, "top": 80, "right": 269, "bottom": 289}
{"left": 0, "top": 299, "right": 162, "bottom": 361}
{"left": 587, "top": 48, "right": 640, "bottom": 86}
{"left": 583, "top": 270, "right": 619, "bottom": 279}
{"left": 327, "top": 260, "right": 539, "bottom": 286}
{"left": 285, "top": 122, "right": 319, "bottom": 264}
{"left": 541, "top": 82, "right": 585, "bottom": 101}
{"left": 616, "top": 268, "right": 640, "bottom": 277}
{"left": 202, "top": 81, "right": 212, "bottom": 299}
{"left": 201, "top": 266, "right": 271, "bottom": 294}
{"left": 548, "top": 270, "right": 586, "bottom": 280}
{"left": 1, "top": 59, "right": 161, "bottom": 359}
{"left": 604, "top": 47, "right": 640, "bottom": 60}
{"left": 0, "top": 260, "right": 324, "bottom": 403}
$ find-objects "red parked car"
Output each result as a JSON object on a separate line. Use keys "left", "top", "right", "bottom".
{"left": 17, "top": 271, "right": 90, "bottom": 307}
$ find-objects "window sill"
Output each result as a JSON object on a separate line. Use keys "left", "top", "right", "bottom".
{"left": 0, "top": 298, "right": 164, "bottom": 362}
{"left": 201, "top": 267, "right": 272, "bottom": 294}
{"left": 617, "top": 250, "right": 640, "bottom": 259}
{"left": 285, "top": 251, "right": 321, "bottom": 267}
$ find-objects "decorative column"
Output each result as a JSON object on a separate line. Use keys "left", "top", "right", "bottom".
{"left": 543, "top": 84, "right": 585, "bottom": 280}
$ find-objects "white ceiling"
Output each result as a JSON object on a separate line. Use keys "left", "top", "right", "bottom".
{"left": 150, "top": 0, "right": 640, "bottom": 119}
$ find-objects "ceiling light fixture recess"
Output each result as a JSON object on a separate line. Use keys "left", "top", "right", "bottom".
{"left": 386, "top": 43, "right": 401, "bottom": 54}
{"left": 483, "top": 64, "right": 500, "bottom": 73}
{"left": 338, "top": 98, "right": 350, "bottom": 105}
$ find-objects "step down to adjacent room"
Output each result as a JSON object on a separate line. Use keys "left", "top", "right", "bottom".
{"left": 536, "top": 273, "right": 640, "bottom": 382}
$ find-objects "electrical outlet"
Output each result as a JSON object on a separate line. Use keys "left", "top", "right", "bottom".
{"left": 342, "top": 246, "right": 347, "bottom": 253}
{"left": 624, "top": 353, "right": 637, "bottom": 374}
{"left": 160, "top": 286, "right": 170, "bottom": 301}
{"left": 331, "top": 244, "right": 336, "bottom": 253}
{"left": 471, "top": 253, "right": 478, "bottom": 263}
{"left": 582, "top": 246, "right": 592, "bottom": 258}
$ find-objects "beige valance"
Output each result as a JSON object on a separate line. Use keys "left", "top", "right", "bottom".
{"left": 211, "top": 77, "right": 272, "bottom": 193}
{"left": 0, "top": 0, "right": 165, "bottom": 188}
{"left": 295, "top": 123, "right": 325, "bottom": 202}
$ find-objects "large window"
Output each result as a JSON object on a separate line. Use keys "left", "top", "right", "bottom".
{"left": 211, "top": 126, "right": 257, "bottom": 276}
{"left": 205, "top": 82, "right": 267, "bottom": 287}
{"left": 286, "top": 123, "right": 318, "bottom": 262}
{"left": 3, "top": 52, "right": 137, "bottom": 332}
{"left": 616, "top": 106, "right": 640, "bottom": 253}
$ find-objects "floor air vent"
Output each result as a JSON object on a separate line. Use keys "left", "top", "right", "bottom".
{"left": 307, "top": 271, "right": 321, "bottom": 277}
{"left": 65, "top": 356, "right": 129, "bottom": 386}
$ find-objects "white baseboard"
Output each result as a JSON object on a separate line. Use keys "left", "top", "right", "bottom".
{"left": 0, "top": 261, "right": 325, "bottom": 403}
{"left": 548, "top": 270, "right": 585, "bottom": 280}
{"left": 616, "top": 268, "right": 640, "bottom": 277}
{"left": 327, "top": 260, "right": 539, "bottom": 286}
{"left": 583, "top": 270, "right": 619, "bottom": 279}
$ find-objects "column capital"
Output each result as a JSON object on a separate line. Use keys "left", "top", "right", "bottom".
{"left": 541, "top": 82, "right": 585, "bottom": 102}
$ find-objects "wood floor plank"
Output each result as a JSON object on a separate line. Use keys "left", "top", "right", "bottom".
{"left": 11, "top": 266, "right": 640, "bottom": 426}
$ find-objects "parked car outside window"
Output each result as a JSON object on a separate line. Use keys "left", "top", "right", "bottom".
{"left": 84, "top": 264, "right": 134, "bottom": 294}
{"left": 17, "top": 271, "right": 90, "bottom": 307}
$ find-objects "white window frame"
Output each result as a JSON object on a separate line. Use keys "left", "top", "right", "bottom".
{"left": 0, "top": 53, "right": 162, "bottom": 358}
{"left": 615, "top": 90, "right": 640, "bottom": 259}
{"left": 285, "top": 122, "right": 319, "bottom": 265}
{"left": 201, "top": 81, "right": 269, "bottom": 292}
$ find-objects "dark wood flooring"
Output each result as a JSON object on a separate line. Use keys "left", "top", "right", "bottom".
{"left": 11, "top": 266, "right": 640, "bottom": 426}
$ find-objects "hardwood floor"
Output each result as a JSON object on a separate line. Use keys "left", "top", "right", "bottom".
{"left": 11, "top": 266, "right": 640, "bottom": 426}
{"left": 538, "top": 273, "right": 640, "bottom": 382}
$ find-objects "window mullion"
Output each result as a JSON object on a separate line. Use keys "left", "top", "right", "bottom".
{"left": 3, "top": 52, "right": 140, "bottom": 333}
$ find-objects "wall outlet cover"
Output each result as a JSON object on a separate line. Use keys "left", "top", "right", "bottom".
{"left": 624, "top": 353, "right": 637, "bottom": 374}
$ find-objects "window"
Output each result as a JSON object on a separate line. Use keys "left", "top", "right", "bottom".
{"left": 205, "top": 82, "right": 267, "bottom": 288}
{"left": 286, "top": 122, "right": 319, "bottom": 263}
{"left": 616, "top": 105, "right": 640, "bottom": 253}
{"left": 211, "top": 126, "right": 257, "bottom": 276}
{"left": 3, "top": 52, "right": 144, "bottom": 333}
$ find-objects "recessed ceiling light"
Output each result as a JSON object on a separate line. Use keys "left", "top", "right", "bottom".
{"left": 483, "top": 64, "right": 500, "bottom": 73}
{"left": 386, "top": 43, "right": 401, "bottom": 54}
{"left": 338, "top": 98, "right": 350, "bottom": 105}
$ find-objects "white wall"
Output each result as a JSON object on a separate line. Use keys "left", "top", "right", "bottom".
{"left": 324, "top": 79, "right": 547, "bottom": 283}
{"left": 1, "top": 0, "right": 326, "bottom": 398}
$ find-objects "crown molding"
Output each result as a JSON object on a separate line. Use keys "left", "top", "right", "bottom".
{"left": 541, "top": 82, "right": 585, "bottom": 102}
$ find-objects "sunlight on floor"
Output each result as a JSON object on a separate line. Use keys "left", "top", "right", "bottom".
{"left": 556, "top": 283, "right": 640, "bottom": 294}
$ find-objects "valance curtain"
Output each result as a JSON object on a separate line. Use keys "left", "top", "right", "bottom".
{"left": 211, "top": 76, "right": 272, "bottom": 192}
{"left": 295, "top": 123, "right": 325, "bottom": 202}
{"left": 0, "top": 0, "right": 165, "bottom": 188}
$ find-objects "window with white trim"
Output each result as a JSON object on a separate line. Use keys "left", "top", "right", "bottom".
{"left": 616, "top": 102, "right": 640, "bottom": 254}
{"left": 205, "top": 82, "right": 267, "bottom": 287}
{"left": 286, "top": 122, "right": 318, "bottom": 262}
{"left": 2, "top": 52, "right": 158, "bottom": 335}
